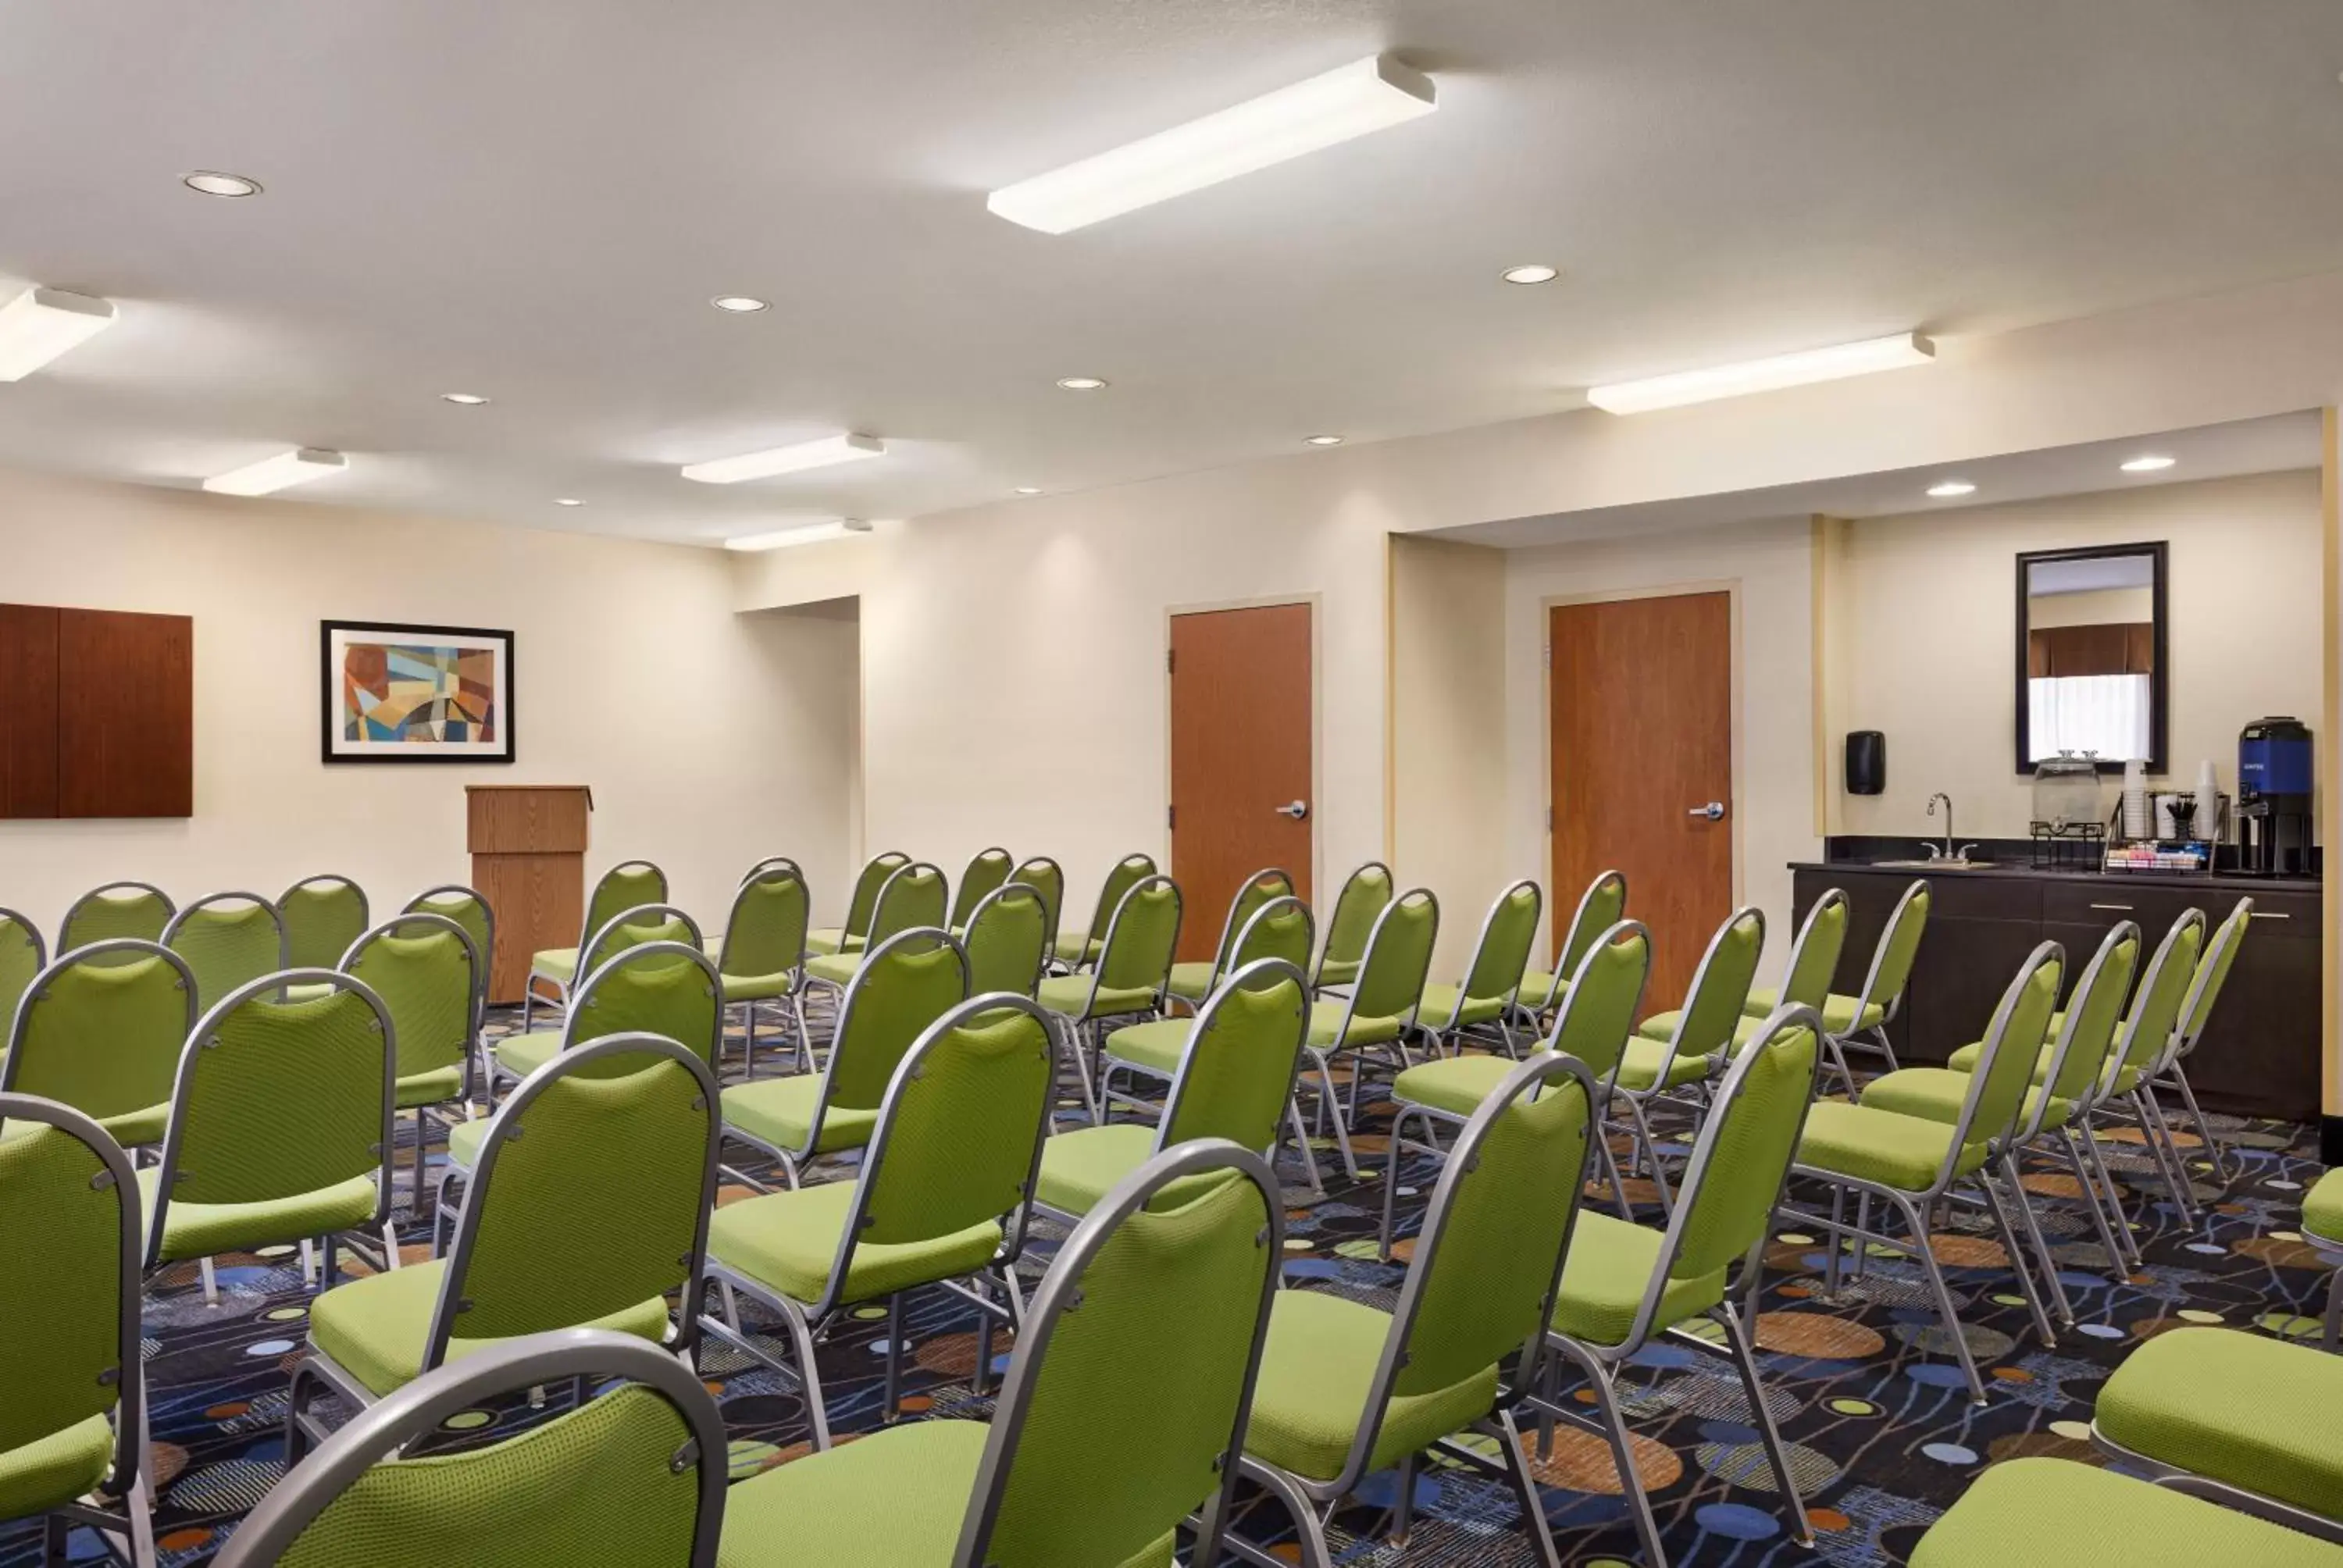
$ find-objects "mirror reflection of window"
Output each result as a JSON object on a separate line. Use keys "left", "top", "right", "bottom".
{"left": 2024, "top": 553, "right": 2155, "bottom": 763}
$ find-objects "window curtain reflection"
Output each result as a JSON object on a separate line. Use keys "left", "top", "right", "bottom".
{"left": 2028, "top": 673, "right": 2151, "bottom": 763}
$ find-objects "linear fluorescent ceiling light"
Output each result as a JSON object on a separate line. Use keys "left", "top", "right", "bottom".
{"left": 723, "top": 518, "right": 875, "bottom": 551}
{"left": 681, "top": 433, "right": 885, "bottom": 485}
{"left": 987, "top": 54, "right": 1437, "bottom": 234}
{"left": 0, "top": 287, "right": 117, "bottom": 381}
{"left": 1585, "top": 332, "right": 1936, "bottom": 415}
{"left": 202, "top": 447, "right": 346, "bottom": 496}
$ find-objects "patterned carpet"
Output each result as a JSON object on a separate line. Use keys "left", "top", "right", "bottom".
{"left": 5, "top": 1000, "right": 2328, "bottom": 1567}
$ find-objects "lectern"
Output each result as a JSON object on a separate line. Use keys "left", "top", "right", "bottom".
{"left": 466, "top": 784, "right": 592, "bottom": 1003}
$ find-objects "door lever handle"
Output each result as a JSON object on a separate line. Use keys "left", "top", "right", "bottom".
{"left": 1687, "top": 802, "right": 1725, "bottom": 822}
{"left": 1275, "top": 800, "right": 1310, "bottom": 821}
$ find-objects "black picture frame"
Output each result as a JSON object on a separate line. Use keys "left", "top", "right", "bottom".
{"left": 2013, "top": 540, "right": 2167, "bottom": 775}
{"left": 319, "top": 619, "right": 516, "bottom": 764}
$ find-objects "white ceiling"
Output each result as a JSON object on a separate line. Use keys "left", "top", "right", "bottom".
{"left": 5, "top": 2, "right": 2343, "bottom": 543}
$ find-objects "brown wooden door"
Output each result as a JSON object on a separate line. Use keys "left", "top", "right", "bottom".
{"left": 1550, "top": 592, "right": 1731, "bottom": 1006}
{"left": 1169, "top": 604, "right": 1313, "bottom": 964}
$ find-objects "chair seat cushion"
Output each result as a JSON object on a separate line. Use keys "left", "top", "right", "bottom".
{"left": 1516, "top": 969, "right": 1563, "bottom": 1007}
{"left": 447, "top": 1117, "right": 487, "bottom": 1171}
{"left": 1051, "top": 934, "right": 1103, "bottom": 966}
{"left": 96, "top": 1101, "right": 169, "bottom": 1149}
{"left": 1392, "top": 1056, "right": 1514, "bottom": 1121}
{"left": 2305, "top": 1169, "right": 2343, "bottom": 1246}
{"left": 1860, "top": 1067, "right": 2072, "bottom": 1133}
{"left": 720, "top": 969, "right": 797, "bottom": 1003}
{"left": 722, "top": 1074, "right": 874, "bottom": 1158}
{"left": 804, "top": 928, "right": 845, "bottom": 957}
{"left": 1414, "top": 983, "right": 1505, "bottom": 1035}
{"left": 709, "top": 1180, "right": 1001, "bottom": 1307}
{"left": 1943, "top": 1038, "right": 2138, "bottom": 1098}
{"left": 1614, "top": 1037, "right": 1717, "bottom": 1092}
{"left": 1306, "top": 1000, "right": 1403, "bottom": 1051}
{"left": 1908, "top": 1457, "right": 2343, "bottom": 1568}
{"left": 1551, "top": 1212, "right": 1725, "bottom": 1348}
{"left": 0, "top": 1410, "right": 116, "bottom": 1521}
{"left": 1314, "top": 959, "right": 1361, "bottom": 989}
{"left": 282, "top": 981, "right": 337, "bottom": 1004}
{"left": 309, "top": 1258, "right": 671, "bottom": 1398}
{"left": 1032, "top": 1124, "right": 1172, "bottom": 1220}
{"left": 1036, "top": 975, "right": 1157, "bottom": 1020}
{"left": 530, "top": 948, "right": 579, "bottom": 985}
{"left": 1245, "top": 1287, "right": 1497, "bottom": 1483}
{"left": 803, "top": 953, "right": 861, "bottom": 988}
{"left": 1635, "top": 1010, "right": 1771, "bottom": 1051}
{"left": 1103, "top": 1018, "right": 1189, "bottom": 1077}
{"left": 394, "top": 1065, "right": 465, "bottom": 1111}
{"left": 139, "top": 1167, "right": 380, "bottom": 1263}
{"left": 716, "top": 1417, "right": 1171, "bottom": 1568}
{"left": 1743, "top": 987, "right": 1883, "bottom": 1035}
{"left": 1166, "top": 960, "right": 1216, "bottom": 1004}
{"left": 1795, "top": 1100, "right": 1985, "bottom": 1193}
{"left": 493, "top": 1030, "right": 562, "bottom": 1083}
{"left": 2097, "top": 1327, "right": 2343, "bottom": 1523}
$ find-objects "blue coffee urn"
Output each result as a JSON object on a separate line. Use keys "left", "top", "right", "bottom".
{"left": 2238, "top": 716, "right": 2314, "bottom": 876}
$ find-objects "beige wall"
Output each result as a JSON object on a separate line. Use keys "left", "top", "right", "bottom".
{"left": 2028, "top": 586, "right": 2154, "bottom": 630}
{"left": 0, "top": 465, "right": 856, "bottom": 940}
{"left": 1831, "top": 469, "right": 2323, "bottom": 841}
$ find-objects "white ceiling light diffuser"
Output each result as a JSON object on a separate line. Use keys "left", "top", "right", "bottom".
{"left": 987, "top": 54, "right": 1436, "bottom": 234}
{"left": 2120, "top": 454, "right": 2176, "bottom": 472}
{"left": 1927, "top": 480, "right": 1977, "bottom": 498}
{"left": 1586, "top": 332, "right": 1936, "bottom": 415}
{"left": 723, "top": 518, "right": 875, "bottom": 551}
{"left": 681, "top": 433, "right": 885, "bottom": 485}
{"left": 202, "top": 447, "right": 346, "bottom": 496}
{"left": 0, "top": 287, "right": 117, "bottom": 382}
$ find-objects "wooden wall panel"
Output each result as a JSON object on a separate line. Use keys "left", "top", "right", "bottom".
{"left": 57, "top": 608, "right": 194, "bottom": 818}
{"left": 0, "top": 604, "right": 61, "bottom": 818}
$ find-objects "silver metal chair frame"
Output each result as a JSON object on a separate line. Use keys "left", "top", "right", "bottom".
{"left": 2089, "top": 1418, "right": 2343, "bottom": 1548}
{"left": 960, "top": 882, "right": 1051, "bottom": 1000}
{"left": 1609, "top": 905, "right": 1766, "bottom": 1212}
{"left": 1309, "top": 860, "right": 1393, "bottom": 996}
{"left": 59, "top": 880, "right": 177, "bottom": 954}
{"left": 1295, "top": 888, "right": 1439, "bottom": 1183}
{"left": 1006, "top": 855, "right": 1065, "bottom": 960}
{"left": 0, "top": 903, "right": 47, "bottom": 983}
{"left": 522, "top": 858, "right": 669, "bottom": 1030}
{"left": 400, "top": 885, "right": 496, "bottom": 1099}
{"left": 798, "top": 861, "right": 949, "bottom": 1040}
{"left": 819, "top": 849, "right": 910, "bottom": 960}
{"left": 276, "top": 873, "right": 372, "bottom": 964}
{"left": 2140, "top": 897, "right": 2254, "bottom": 1203}
{"left": 711, "top": 862, "right": 812, "bottom": 1078}
{"left": 1039, "top": 874, "right": 1182, "bottom": 1124}
{"left": 341, "top": 912, "right": 481, "bottom": 1219}
{"left": 1171, "top": 868, "right": 1296, "bottom": 1015}
{"left": 1, "top": 939, "right": 198, "bottom": 1156}
{"left": 1821, "top": 877, "right": 1929, "bottom": 1085}
{"left": 1050, "top": 853, "right": 1157, "bottom": 976}
{"left": 1414, "top": 878, "right": 1539, "bottom": 1060}
{"left": 947, "top": 846, "right": 1015, "bottom": 932}
{"left": 162, "top": 889, "right": 291, "bottom": 1000}
{"left": 494, "top": 905, "right": 707, "bottom": 1103}
{"left": 1517, "top": 868, "right": 1627, "bottom": 1021}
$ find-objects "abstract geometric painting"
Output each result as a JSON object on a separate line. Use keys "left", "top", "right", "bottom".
{"left": 319, "top": 620, "right": 514, "bottom": 763}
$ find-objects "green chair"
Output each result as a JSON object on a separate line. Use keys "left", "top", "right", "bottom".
{"left": 216, "top": 1329, "right": 727, "bottom": 1568}
{"left": 947, "top": 846, "right": 1014, "bottom": 932}
{"left": 0, "top": 1093, "right": 154, "bottom": 1568}
{"left": 1380, "top": 918, "right": 1651, "bottom": 1256}
{"left": 1783, "top": 940, "right": 2065, "bottom": 1402}
{"left": 164, "top": 890, "right": 287, "bottom": 1012}
{"left": 486, "top": 932, "right": 721, "bottom": 1103}
{"left": 1312, "top": 860, "right": 1393, "bottom": 993}
{"left": 278, "top": 874, "right": 371, "bottom": 971}
{"left": 1167, "top": 868, "right": 1295, "bottom": 1011}
{"left": 1, "top": 940, "right": 197, "bottom": 1153}
{"left": 401, "top": 885, "right": 495, "bottom": 1037}
{"left": 2303, "top": 1169, "right": 2343, "bottom": 1348}
{"left": 717, "top": 1140, "right": 1285, "bottom": 1568}
{"left": 1037, "top": 874, "right": 1182, "bottom": 1123}
{"left": 1517, "top": 867, "right": 1626, "bottom": 1019}
{"left": 1610, "top": 906, "right": 1767, "bottom": 1210}
{"left": 700, "top": 994, "right": 1059, "bottom": 1449}
{"left": 144, "top": 970, "right": 398, "bottom": 1304}
{"left": 59, "top": 881, "right": 175, "bottom": 960}
{"left": 1639, "top": 887, "right": 1849, "bottom": 1065}
{"left": 1052, "top": 853, "right": 1157, "bottom": 973}
{"left": 708, "top": 861, "right": 810, "bottom": 1077}
{"left": 1236, "top": 1051, "right": 1596, "bottom": 1568}
{"left": 1294, "top": 888, "right": 1439, "bottom": 1182}
{"left": 524, "top": 858, "right": 667, "bottom": 1030}
{"left": 1532, "top": 1006, "right": 1826, "bottom": 1568}
{"left": 719, "top": 927, "right": 969, "bottom": 1191}
{"left": 2145, "top": 895, "right": 2254, "bottom": 1200}
{"left": 291, "top": 1034, "right": 722, "bottom": 1460}
{"left": 1038, "top": 957, "right": 1311, "bottom": 1223}
{"left": 0, "top": 906, "right": 46, "bottom": 1037}
{"left": 1007, "top": 854, "right": 1065, "bottom": 958}
{"left": 807, "top": 849, "right": 909, "bottom": 958}
{"left": 1414, "top": 878, "right": 1542, "bottom": 1058}
{"left": 803, "top": 861, "right": 949, "bottom": 993}
{"left": 342, "top": 913, "right": 483, "bottom": 1217}
{"left": 1865, "top": 919, "right": 2142, "bottom": 1302}
{"left": 961, "top": 882, "right": 1050, "bottom": 999}
{"left": 1749, "top": 877, "right": 1929, "bottom": 1079}
{"left": 1906, "top": 1456, "right": 2343, "bottom": 1568}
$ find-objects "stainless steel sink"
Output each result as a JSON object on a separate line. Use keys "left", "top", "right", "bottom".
{"left": 1870, "top": 858, "right": 1992, "bottom": 870}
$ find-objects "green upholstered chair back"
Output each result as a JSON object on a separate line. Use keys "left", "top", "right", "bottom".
{"left": 963, "top": 884, "right": 1050, "bottom": 999}
{"left": 2, "top": 941, "right": 198, "bottom": 1130}
{"left": 1008, "top": 857, "right": 1065, "bottom": 950}
{"left": 1666, "top": 907, "right": 1767, "bottom": 1059}
{"left": 716, "top": 865, "right": 809, "bottom": 982}
{"left": 1161, "top": 959, "right": 1311, "bottom": 1155}
{"left": 1229, "top": 896, "right": 1315, "bottom": 980}
{"left": 1080, "top": 854, "right": 1158, "bottom": 953}
{"left": 1554, "top": 869, "right": 1628, "bottom": 985}
{"left": 346, "top": 915, "right": 480, "bottom": 1085}
{"left": 2114, "top": 910, "right": 2207, "bottom": 1078}
{"left": 1779, "top": 889, "right": 1852, "bottom": 1012}
{"left": 155, "top": 973, "right": 394, "bottom": 1222}
{"left": 580, "top": 903, "right": 704, "bottom": 976}
{"left": 430, "top": 1036, "right": 719, "bottom": 1365}
{"left": 1952, "top": 943, "right": 2065, "bottom": 1160}
{"left": 582, "top": 862, "right": 668, "bottom": 950}
{"left": 829, "top": 929, "right": 972, "bottom": 1111}
{"left": 1094, "top": 875, "right": 1182, "bottom": 998}
{"left": 211, "top": 1331, "right": 726, "bottom": 1568}
{"left": 0, "top": 907, "right": 46, "bottom": 1042}
{"left": 563, "top": 942, "right": 722, "bottom": 1072}
{"left": 2037, "top": 921, "right": 2139, "bottom": 1112}
{"left": 401, "top": 886, "right": 495, "bottom": 1025}
{"left": 960, "top": 1144, "right": 1282, "bottom": 1568}
{"left": 1661, "top": 1010, "right": 1822, "bottom": 1292}
{"left": 279, "top": 875, "right": 371, "bottom": 971}
{"left": 60, "top": 881, "right": 175, "bottom": 962}
{"left": 1386, "top": 1053, "right": 1594, "bottom": 1405}
{"left": 0, "top": 1095, "right": 141, "bottom": 1493}
{"left": 847, "top": 996, "right": 1055, "bottom": 1261}
{"left": 165, "top": 892, "right": 287, "bottom": 1012}
{"left": 868, "top": 862, "right": 950, "bottom": 948}
{"left": 1544, "top": 920, "right": 1652, "bottom": 1085}
{"left": 1317, "top": 861, "right": 1394, "bottom": 981}
{"left": 1458, "top": 880, "right": 1542, "bottom": 1010}
{"left": 1350, "top": 889, "right": 1439, "bottom": 1026}
{"left": 842, "top": 851, "right": 911, "bottom": 944}
{"left": 1859, "top": 879, "right": 1932, "bottom": 1012}
{"left": 950, "top": 847, "right": 1015, "bottom": 929}
{"left": 1208, "top": 869, "right": 1296, "bottom": 975}
{"left": 2177, "top": 897, "right": 2252, "bottom": 1049}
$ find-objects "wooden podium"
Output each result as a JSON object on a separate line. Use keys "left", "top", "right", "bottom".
{"left": 466, "top": 784, "right": 592, "bottom": 1004}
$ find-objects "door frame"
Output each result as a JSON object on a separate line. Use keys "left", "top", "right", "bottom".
{"left": 1161, "top": 592, "right": 1324, "bottom": 907}
{"left": 1539, "top": 579, "right": 1746, "bottom": 952}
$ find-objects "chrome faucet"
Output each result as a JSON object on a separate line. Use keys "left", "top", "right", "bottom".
{"left": 1925, "top": 793, "right": 1954, "bottom": 861}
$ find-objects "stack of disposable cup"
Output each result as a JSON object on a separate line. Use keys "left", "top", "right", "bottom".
{"left": 2123, "top": 759, "right": 2151, "bottom": 839}
{"left": 2195, "top": 761, "right": 2220, "bottom": 843}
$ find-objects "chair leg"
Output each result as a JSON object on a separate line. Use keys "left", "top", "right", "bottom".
{"left": 1890, "top": 1188, "right": 1986, "bottom": 1403}
{"left": 2143, "top": 1089, "right": 2202, "bottom": 1222}
{"left": 1710, "top": 1300, "right": 1814, "bottom": 1546}
{"left": 883, "top": 1292, "right": 906, "bottom": 1421}
{"left": 2130, "top": 1089, "right": 2198, "bottom": 1221}
{"left": 2078, "top": 1122, "right": 2146, "bottom": 1269}
{"left": 776, "top": 1295, "right": 833, "bottom": 1451}
{"left": 1303, "top": 1049, "right": 1361, "bottom": 1181}
{"left": 1378, "top": 1107, "right": 1421, "bottom": 1262}
{"left": 1822, "top": 1185, "right": 1847, "bottom": 1299}
{"left": 1618, "top": 1094, "right": 1674, "bottom": 1213}
{"left": 2164, "top": 1064, "right": 2227, "bottom": 1185}
{"left": 1554, "top": 1339, "right": 1668, "bottom": 1568}
{"left": 1391, "top": 1453, "right": 1418, "bottom": 1545}
{"left": 199, "top": 1256, "right": 219, "bottom": 1306}
{"left": 2059, "top": 1128, "right": 2136, "bottom": 1281}
{"left": 125, "top": 1477, "right": 156, "bottom": 1568}
{"left": 1999, "top": 1151, "right": 2075, "bottom": 1329}
{"left": 2325, "top": 1267, "right": 2343, "bottom": 1352}
{"left": 1977, "top": 1166, "right": 2059, "bottom": 1346}
{"left": 1492, "top": 1406, "right": 1562, "bottom": 1568}
{"left": 1596, "top": 1125, "right": 1632, "bottom": 1220}
{"left": 1285, "top": 1096, "right": 1326, "bottom": 1199}
{"left": 1235, "top": 1461, "right": 1336, "bottom": 1568}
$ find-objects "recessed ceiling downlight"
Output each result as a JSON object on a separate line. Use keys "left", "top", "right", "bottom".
{"left": 183, "top": 170, "right": 262, "bottom": 198}
{"left": 1304, "top": 434, "right": 1344, "bottom": 446}
{"left": 440, "top": 392, "right": 489, "bottom": 406}
{"left": 1927, "top": 480, "right": 1976, "bottom": 498}
{"left": 1501, "top": 264, "right": 1559, "bottom": 285}
{"left": 2120, "top": 454, "right": 2177, "bottom": 472}
{"left": 711, "top": 296, "right": 770, "bottom": 313}
{"left": 1056, "top": 376, "right": 1107, "bottom": 391}
{"left": 553, "top": 497, "right": 585, "bottom": 507}
{"left": 1014, "top": 486, "right": 1043, "bottom": 495}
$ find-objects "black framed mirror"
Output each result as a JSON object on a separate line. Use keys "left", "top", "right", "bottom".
{"left": 2014, "top": 540, "right": 2168, "bottom": 775}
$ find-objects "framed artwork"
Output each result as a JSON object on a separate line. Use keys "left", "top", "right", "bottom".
{"left": 321, "top": 620, "right": 515, "bottom": 764}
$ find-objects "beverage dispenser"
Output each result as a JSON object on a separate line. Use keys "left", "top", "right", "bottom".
{"left": 2238, "top": 716, "right": 2314, "bottom": 877}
